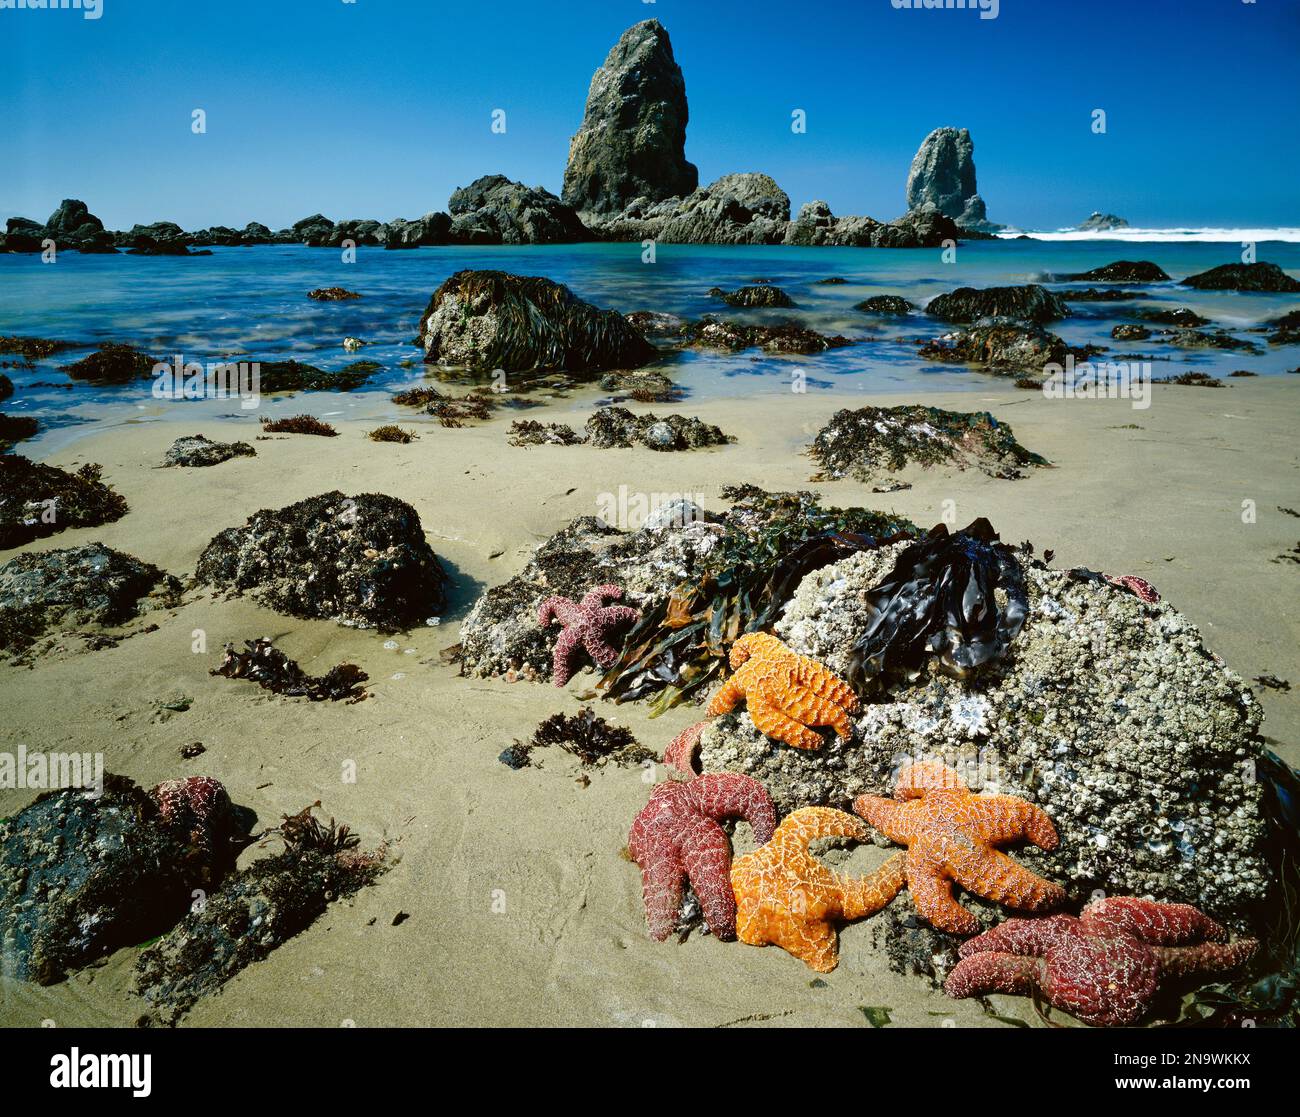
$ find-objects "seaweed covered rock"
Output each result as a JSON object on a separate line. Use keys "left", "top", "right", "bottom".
{"left": 682, "top": 319, "right": 853, "bottom": 355}
{"left": 698, "top": 540, "right": 1270, "bottom": 926}
{"left": 926, "top": 285, "right": 1068, "bottom": 325}
{"left": 163, "top": 434, "right": 256, "bottom": 468}
{"left": 1063, "top": 261, "right": 1170, "bottom": 283}
{"left": 1161, "top": 329, "right": 1258, "bottom": 353}
{"left": 62, "top": 343, "right": 157, "bottom": 384}
{"left": 0, "top": 455, "right": 128, "bottom": 549}
{"left": 448, "top": 175, "right": 589, "bottom": 244}
{"left": 258, "top": 359, "right": 376, "bottom": 392}
{"left": 585, "top": 406, "right": 730, "bottom": 452}
{"left": 809, "top": 406, "right": 1047, "bottom": 484}
{"left": 418, "top": 270, "right": 656, "bottom": 375}
{"left": 856, "top": 296, "right": 913, "bottom": 315}
{"left": 710, "top": 284, "right": 794, "bottom": 309}
{"left": 0, "top": 775, "right": 230, "bottom": 984}
{"left": 1181, "top": 262, "right": 1300, "bottom": 293}
{"left": 598, "top": 368, "right": 681, "bottom": 402}
{"left": 0, "top": 413, "right": 38, "bottom": 451}
{"left": 0, "top": 542, "right": 180, "bottom": 654}
{"left": 918, "top": 317, "right": 1070, "bottom": 371}
{"left": 134, "top": 806, "right": 387, "bottom": 1025}
{"left": 0, "top": 374, "right": 13, "bottom": 402}
{"left": 196, "top": 491, "right": 447, "bottom": 630}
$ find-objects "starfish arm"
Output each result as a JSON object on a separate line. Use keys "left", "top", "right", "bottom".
{"left": 957, "top": 915, "right": 1077, "bottom": 959}
{"left": 550, "top": 626, "right": 583, "bottom": 686}
{"left": 584, "top": 584, "right": 626, "bottom": 607}
{"left": 945, "top": 951, "right": 1043, "bottom": 1000}
{"left": 1153, "top": 938, "right": 1258, "bottom": 979}
{"left": 728, "top": 633, "right": 761, "bottom": 669}
{"left": 663, "top": 721, "right": 706, "bottom": 776}
{"left": 767, "top": 676, "right": 853, "bottom": 740}
{"left": 746, "top": 693, "right": 824, "bottom": 750}
{"left": 969, "top": 796, "right": 1060, "bottom": 850}
{"left": 688, "top": 773, "right": 777, "bottom": 844}
{"left": 952, "top": 849, "right": 1066, "bottom": 913}
{"left": 907, "top": 854, "right": 981, "bottom": 935}
{"left": 851, "top": 795, "right": 915, "bottom": 845}
{"left": 1082, "top": 896, "right": 1228, "bottom": 944}
{"left": 837, "top": 852, "right": 907, "bottom": 921}
{"left": 537, "top": 596, "right": 575, "bottom": 628}
{"left": 636, "top": 851, "right": 686, "bottom": 942}
{"left": 580, "top": 618, "right": 631, "bottom": 668}
{"left": 797, "top": 919, "right": 843, "bottom": 974}
{"left": 705, "top": 675, "right": 744, "bottom": 716}
{"left": 783, "top": 806, "right": 869, "bottom": 844}
{"left": 680, "top": 819, "right": 739, "bottom": 941}
{"left": 794, "top": 656, "right": 861, "bottom": 713}
{"left": 895, "top": 760, "right": 967, "bottom": 799}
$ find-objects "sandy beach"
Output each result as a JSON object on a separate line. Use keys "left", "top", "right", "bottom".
{"left": 2, "top": 375, "right": 1296, "bottom": 1028}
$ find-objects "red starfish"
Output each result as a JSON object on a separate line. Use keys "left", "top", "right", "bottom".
{"left": 628, "top": 773, "right": 776, "bottom": 942}
{"left": 1104, "top": 573, "right": 1160, "bottom": 603}
{"left": 538, "top": 583, "right": 639, "bottom": 686}
{"left": 149, "top": 776, "right": 234, "bottom": 869}
{"left": 945, "top": 896, "right": 1257, "bottom": 1027}
{"left": 663, "top": 720, "right": 707, "bottom": 776}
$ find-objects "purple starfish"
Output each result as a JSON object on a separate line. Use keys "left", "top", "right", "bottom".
{"left": 538, "top": 583, "right": 639, "bottom": 686}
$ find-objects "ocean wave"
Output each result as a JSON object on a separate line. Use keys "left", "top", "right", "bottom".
{"left": 999, "top": 228, "right": 1300, "bottom": 244}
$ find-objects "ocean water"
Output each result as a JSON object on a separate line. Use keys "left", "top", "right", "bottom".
{"left": 1, "top": 239, "right": 1297, "bottom": 450}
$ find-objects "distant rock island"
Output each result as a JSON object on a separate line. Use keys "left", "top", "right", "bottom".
{"left": 1, "top": 20, "right": 999, "bottom": 253}
{"left": 1078, "top": 212, "right": 1130, "bottom": 232}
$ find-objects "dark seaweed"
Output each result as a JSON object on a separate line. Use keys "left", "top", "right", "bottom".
{"left": 211, "top": 638, "right": 369, "bottom": 702}
{"left": 846, "top": 519, "right": 1028, "bottom": 690}
{"left": 524, "top": 706, "right": 653, "bottom": 767}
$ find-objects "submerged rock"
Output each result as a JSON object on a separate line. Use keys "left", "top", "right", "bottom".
{"left": 163, "top": 434, "right": 256, "bottom": 468}
{"left": 597, "top": 368, "right": 681, "bottom": 402}
{"left": 0, "top": 455, "right": 128, "bottom": 550}
{"left": 710, "top": 283, "right": 794, "bottom": 308}
{"left": 1064, "top": 260, "right": 1170, "bottom": 283}
{"left": 134, "top": 805, "right": 387, "bottom": 1025}
{"left": 418, "top": 270, "right": 656, "bottom": 375}
{"left": 0, "top": 542, "right": 180, "bottom": 654}
{"left": 562, "top": 19, "right": 697, "bottom": 215}
{"left": 904, "top": 127, "right": 999, "bottom": 232}
{"left": 62, "top": 343, "right": 158, "bottom": 384}
{"left": 697, "top": 543, "right": 1270, "bottom": 925}
{"left": 808, "top": 405, "right": 1047, "bottom": 484}
{"left": 448, "top": 175, "right": 588, "bottom": 245}
{"left": 1112, "top": 324, "right": 1152, "bottom": 341}
{"left": 1135, "top": 305, "right": 1209, "bottom": 328}
{"left": 0, "top": 775, "right": 230, "bottom": 984}
{"left": 682, "top": 318, "right": 853, "bottom": 355}
{"left": 196, "top": 491, "right": 448, "bottom": 630}
{"left": 855, "top": 296, "right": 914, "bottom": 315}
{"left": 919, "top": 317, "right": 1070, "bottom": 371}
{"left": 1182, "top": 262, "right": 1300, "bottom": 293}
{"left": 1160, "top": 328, "right": 1258, "bottom": 353}
{"left": 584, "top": 406, "right": 730, "bottom": 451}
{"left": 926, "top": 285, "right": 1068, "bottom": 325}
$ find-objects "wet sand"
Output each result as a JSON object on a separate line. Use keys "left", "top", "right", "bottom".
{"left": 1, "top": 377, "right": 1297, "bottom": 1027}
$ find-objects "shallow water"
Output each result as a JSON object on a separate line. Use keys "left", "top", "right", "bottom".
{"left": 1, "top": 240, "right": 1297, "bottom": 450}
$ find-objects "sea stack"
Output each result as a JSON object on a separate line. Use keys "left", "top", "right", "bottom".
{"left": 561, "top": 20, "right": 698, "bottom": 216}
{"left": 905, "top": 127, "right": 999, "bottom": 233}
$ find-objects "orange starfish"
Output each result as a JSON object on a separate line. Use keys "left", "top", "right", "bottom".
{"left": 730, "top": 807, "right": 906, "bottom": 972}
{"left": 705, "top": 632, "right": 859, "bottom": 750}
{"left": 852, "top": 760, "right": 1065, "bottom": 935}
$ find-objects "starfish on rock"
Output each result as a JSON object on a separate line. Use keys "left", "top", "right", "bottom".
{"left": 852, "top": 760, "right": 1065, "bottom": 935}
{"left": 663, "top": 720, "right": 707, "bottom": 775}
{"left": 705, "top": 632, "right": 859, "bottom": 750}
{"left": 730, "top": 807, "right": 906, "bottom": 972}
{"left": 1104, "top": 573, "right": 1161, "bottom": 604}
{"left": 149, "top": 776, "right": 236, "bottom": 875}
{"left": 945, "top": 896, "right": 1258, "bottom": 1026}
{"left": 538, "top": 583, "right": 639, "bottom": 686}
{"left": 628, "top": 773, "right": 776, "bottom": 942}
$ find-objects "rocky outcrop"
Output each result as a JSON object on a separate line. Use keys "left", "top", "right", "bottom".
{"left": 784, "top": 200, "right": 972, "bottom": 248}
{"left": 697, "top": 542, "right": 1271, "bottom": 925}
{"left": 926, "top": 285, "right": 1069, "bottom": 325}
{"left": 163, "top": 435, "right": 256, "bottom": 468}
{"left": 856, "top": 295, "right": 914, "bottom": 315}
{"left": 682, "top": 319, "right": 853, "bottom": 355}
{"left": 562, "top": 19, "right": 697, "bottom": 215}
{"left": 62, "top": 343, "right": 158, "bottom": 384}
{"left": 418, "top": 270, "right": 656, "bottom": 375}
{"left": 905, "top": 128, "right": 999, "bottom": 233}
{"left": 919, "top": 317, "right": 1071, "bottom": 371}
{"left": 1064, "top": 260, "right": 1170, "bottom": 283}
{"left": 447, "top": 175, "right": 588, "bottom": 244}
{"left": 1182, "top": 262, "right": 1300, "bottom": 293}
{"left": 1078, "top": 212, "right": 1129, "bottom": 231}
{"left": 0, "top": 456, "right": 128, "bottom": 550}
{"left": 43, "top": 199, "right": 116, "bottom": 252}
{"left": 0, "top": 543, "right": 180, "bottom": 654}
{"left": 196, "top": 491, "right": 448, "bottom": 629}
{"left": 584, "top": 406, "right": 729, "bottom": 451}
{"left": 384, "top": 212, "right": 453, "bottom": 249}
{"left": 808, "top": 405, "right": 1047, "bottom": 484}
{"left": 710, "top": 283, "right": 794, "bottom": 308}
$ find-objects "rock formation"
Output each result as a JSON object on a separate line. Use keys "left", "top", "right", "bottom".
{"left": 1078, "top": 212, "right": 1129, "bottom": 232}
{"left": 446, "top": 175, "right": 588, "bottom": 244}
{"left": 562, "top": 19, "right": 697, "bottom": 215}
{"left": 905, "top": 128, "right": 1000, "bottom": 233}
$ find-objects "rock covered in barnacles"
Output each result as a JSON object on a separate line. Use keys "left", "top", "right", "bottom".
{"left": 196, "top": 491, "right": 447, "bottom": 630}
{"left": 0, "top": 775, "right": 236, "bottom": 984}
{"left": 134, "top": 805, "right": 388, "bottom": 1025}
{"left": 458, "top": 506, "right": 722, "bottom": 681}
{"left": 585, "top": 406, "right": 730, "bottom": 452}
{"left": 808, "top": 405, "right": 1047, "bottom": 484}
{"left": 163, "top": 434, "right": 256, "bottom": 468}
{"left": 698, "top": 540, "right": 1270, "bottom": 926}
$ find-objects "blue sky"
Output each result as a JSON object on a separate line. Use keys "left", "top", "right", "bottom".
{"left": 2, "top": 0, "right": 1296, "bottom": 231}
